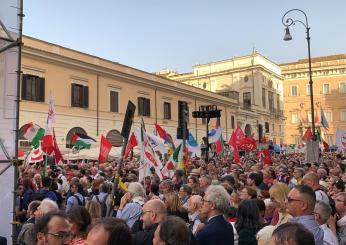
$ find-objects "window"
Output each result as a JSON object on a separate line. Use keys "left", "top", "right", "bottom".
{"left": 21, "top": 74, "right": 45, "bottom": 102}
{"left": 341, "top": 111, "right": 346, "bottom": 121}
{"left": 109, "top": 90, "right": 119, "bottom": 112}
{"left": 324, "top": 111, "right": 332, "bottom": 122}
{"left": 202, "top": 118, "right": 206, "bottom": 125}
{"left": 339, "top": 82, "right": 346, "bottom": 93}
{"left": 138, "top": 97, "right": 150, "bottom": 116}
{"left": 262, "top": 88, "right": 266, "bottom": 108}
{"left": 276, "top": 96, "right": 280, "bottom": 111}
{"left": 307, "top": 111, "right": 312, "bottom": 123}
{"left": 291, "top": 112, "right": 299, "bottom": 123}
{"left": 291, "top": 85, "right": 298, "bottom": 96}
{"left": 243, "top": 92, "right": 251, "bottom": 110}
{"left": 231, "top": 115, "right": 235, "bottom": 129}
{"left": 272, "top": 123, "right": 275, "bottom": 133}
{"left": 265, "top": 122, "right": 270, "bottom": 133}
{"left": 268, "top": 91, "right": 274, "bottom": 112}
{"left": 323, "top": 83, "right": 330, "bottom": 94}
{"left": 306, "top": 84, "right": 311, "bottom": 95}
{"left": 163, "top": 102, "right": 171, "bottom": 120}
{"left": 71, "top": 83, "right": 88, "bottom": 108}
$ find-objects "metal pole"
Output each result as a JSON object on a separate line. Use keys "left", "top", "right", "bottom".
{"left": 205, "top": 118, "right": 209, "bottom": 163}
{"left": 306, "top": 28, "right": 315, "bottom": 138}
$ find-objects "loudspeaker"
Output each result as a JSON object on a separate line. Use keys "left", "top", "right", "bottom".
{"left": 121, "top": 101, "right": 136, "bottom": 138}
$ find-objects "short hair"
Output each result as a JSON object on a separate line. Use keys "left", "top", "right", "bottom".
{"left": 158, "top": 216, "right": 190, "bottom": 245}
{"left": 303, "top": 172, "right": 319, "bottom": 185}
{"left": 249, "top": 172, "right": 262, "bottom": 186}
{"left": 295, "top": 185, "right": 316, "bottom": 212}
{"left": 127, "top": 182, "right": 146, "bottom": 198}
{"left": 39, "top": 198, "right": 59, "bottom": 214}
{"left": 271, "top": 222, "right": 315, "bottom": 245}
{"left": 67, "top": 206, "right": 91, "bottom": 233}
{"left": 34, "top": 212, "right": 67, "bottom": 235}
{"left": 90, "top": 218, "right": 132, "bottom": 245}
{"left": 28, "top": 200, "right": 41, "bottom": 214}
{"left": 181, "top": 184, "right": 192, "bottom": 195}
{"left": 243, "top": 186, "right": 258, "bottom": 199}
{"left": 42, "top": 177, "right": 52, "bottom": 188}
{"left": 221, "top": 175, "right": 235, "bottom": 186}
{"left": 85, "top": 200, "right": 102, "bottom": 219}
{"left": 337, "top": 192, "right": 346, "bottom": 205}
{"left": 188, "top": 176, "right": 198, "bottom": 184}
{"left": 200, "top": 175, "right": 212, "bottom": 185}
{"left": 314, "top": 200, "right": 331, "bottom": 224}
{"left": 100, "top": 182, "right": 111, "bottom": 194}
{"left": 205, "top": 185, "right": 230, "bottom": 214}
{"left": 294, "top": 168, "right": 305, "bottom": 177}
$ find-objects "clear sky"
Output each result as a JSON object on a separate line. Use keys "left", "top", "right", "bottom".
{"left": 22, "top": 0, "right": 346, "bottom": 73}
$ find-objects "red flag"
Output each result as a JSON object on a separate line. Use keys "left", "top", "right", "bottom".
{"left": 302, "top": 127, "right": 313, "bottom": 142}
{"left": 257, "top": 149, "right": 272, "bottom": 165}
{"left": 124, "top": 132, "right": 138, "bottom": 160}
{"left": 53, "top": 129, "right": 64, "bottom": 164}
{"left": 99, "top": 135, "right": 112, "bottom": 162}
{"left": 18, "top": 148, "right": 24, "bottom": 158}
{"left": 229, "top": 131, "right": 241, "bottom": 164}
{"left": 239, "top": 134, "right": 257, "bottom": 151}
{"left": 154, "top": 123, "right": 174, "bottom": 148}
{"left": 322, "top": 140, "right": 330, "bottom": 150}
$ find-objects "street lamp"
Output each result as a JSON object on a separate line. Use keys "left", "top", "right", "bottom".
{"left": 282, "top": 9, "right": 316, "bottom": 139}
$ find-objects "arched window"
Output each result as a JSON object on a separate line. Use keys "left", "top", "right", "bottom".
{"left": 66, "top": 127, "right": 87, "bottom": 148}
{"left": 106, "top": 129, "right": 123, "bottom": 147}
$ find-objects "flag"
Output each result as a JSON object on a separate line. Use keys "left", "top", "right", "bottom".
{"left": 336, "top": 128, "right": 346, "bottom": 150}
{"left": 228, "top": 126, "right": 245, "bottom": 146}
{"left": 18, "top": 148, "right": 24, "bottom": 158}
{"left": 27, "top": 146, "right": 44, "bottom": 163}
{"left": 53, "top": 129, "right": 64, "bottom": 164}
{"left": 186, "top": 133, "right": 201, "bottom": 156}
{"left": 99, "top": 135, "right": 112, "bottom": 162}
{"left": 215, "top": 134, "right": 225, "bottom": 156}
{"left": 165, "top": 144, "right": 181, "bottom": 170}
{"left": 320, "top": 108, "right": 329, "bottom": 129}
{"left": 124, "top": 132, "right": 137, "bottom": 160}
{"left": 23, "top": 122, "right": 45, "bottom": 148}
{"left": 143, "top": 137, "right": 163, "bottom": 180}
{"left": 146, "top": 132, "right": 167, "bottom": 155}
{"left": 70, "top": 133, "right": 96, "bottom": 149}
{"left": 302, "top": 127, "right": 313, "bottom": 142}
{"left": 257, "top": 149, "right": 272, "bottom": 165}
{"left": 208, "top": 127, "right": 222, "bottom": 143}
{"left": 41, "top": 92, "right": 55, "bottom": 155}
{"left": 322, "top": 140, "right": 330, "bottom": 151}
{"left": 117, "top": 176, "right": 127, "bottom": 192}
{"left": 155, "top": 123, "right": 175, "bottom": 149}
{"left": 239, "top": 134, "right": 257, "bottom": 151}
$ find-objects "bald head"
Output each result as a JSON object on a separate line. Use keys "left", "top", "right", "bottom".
{"left": 145, "top": 199, "right": 167, "bottom": 216}
{"left": 141, "top": 199, "right": 167, "bottom": 229}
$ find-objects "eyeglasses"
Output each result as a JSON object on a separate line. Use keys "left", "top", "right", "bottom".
{"left": 47, "top": 232, "right": 73, "bottom": 240}
{"left": 141, "top": 210, "right": 154, "bottom": 216}
{"left": 287, "top": 197, "right": 304, "bottom": 203}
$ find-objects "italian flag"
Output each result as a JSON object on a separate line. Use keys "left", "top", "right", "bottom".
{"left": 23, "top": 122, "right": 45, "bottom": 149}
{"left": 70, "top": 133, "right": 96, "bottom": 149}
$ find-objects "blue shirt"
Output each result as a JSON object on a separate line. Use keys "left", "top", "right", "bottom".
{"left": 290, "top": 215, "right": 324, "bottom": 245}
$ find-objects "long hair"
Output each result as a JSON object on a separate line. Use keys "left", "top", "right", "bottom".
{"left": 235, "top": 199, "right": 262, "bottom": 232}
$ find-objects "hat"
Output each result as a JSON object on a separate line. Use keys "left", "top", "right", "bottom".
{"left": 190, "top": 169, "right": 200, "bottom": 176}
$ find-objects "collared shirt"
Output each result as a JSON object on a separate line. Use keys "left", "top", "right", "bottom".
{"left": 320, "top": 224, "right": 339, "bottom": 245}
{"left": 290, "top": 215, "right": 324, "bottom": 245}
{"left": 189, "top": 211, "right": 201, "bottom": 235}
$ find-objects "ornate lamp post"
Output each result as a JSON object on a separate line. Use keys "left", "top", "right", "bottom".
{"left": 282, "top": 9, "right": 315, "bottom": 139}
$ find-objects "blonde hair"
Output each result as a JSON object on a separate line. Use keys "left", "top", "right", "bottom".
{"left": 269, "top": 182, "right": 289, "bottom": 211}
{"left": 85, "top": 200, "right": 102, "bottom": 219}
{"left": 164, "top": 192, "right": 181, "bottom": 212}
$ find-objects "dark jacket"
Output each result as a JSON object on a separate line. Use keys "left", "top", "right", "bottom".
{"left": 238, "top": 228, "right": 258, "bottom": 245}
{"left": 133, "top": 223, "right": 158, "bottom": 245}
{"left": 196, "top": 215, "right": 234, "bottom": 245}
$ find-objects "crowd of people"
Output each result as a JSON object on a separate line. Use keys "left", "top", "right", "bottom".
{"left": 9, "top": 145, "right": 346, "bottom": 245}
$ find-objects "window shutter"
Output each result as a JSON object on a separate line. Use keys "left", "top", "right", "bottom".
{"left": 146, "top": 98, "right": 150, "bottom": 116}
{"left": 71, "top": 84, "right": 75, "bottom": 107}
{"left": 138, "top": 97, "right": 142, "bottom": 115}
{"left": 83, "top": 86, "right": 89, "bottom": 108}
{"left": 21, "top": 74, "right": 28, "bottom": 100}
{"left": 39, "top": 77, "right": 45, "bottom": 102}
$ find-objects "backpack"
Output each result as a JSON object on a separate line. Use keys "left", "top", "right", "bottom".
{"left": 72, "top": 194, "right": 85, "bottom": 206}
{"left": 96, "top": 195, "right": 108, "bottom": 217}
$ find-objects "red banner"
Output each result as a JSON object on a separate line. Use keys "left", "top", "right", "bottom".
{"left": 239, "top": 134, "right": 257, "bottom": 151}
{"left": 99, "top": 135, "right": 112, "bottom": 162}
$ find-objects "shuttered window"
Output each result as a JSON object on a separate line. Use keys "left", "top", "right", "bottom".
{"left": 21, "top": 74, "right": 45, "bottom": 102}
{"left": 163, "top": 102, "right": 171, "bottom": 119}
{"left": 71, "top": 83, "right": 88, "bottom": 108}
{"left": 110, "top": 90, "right": 119, "bottom": 112}
{"left": 138, "top": 97, "right": 150, "bottom": 116}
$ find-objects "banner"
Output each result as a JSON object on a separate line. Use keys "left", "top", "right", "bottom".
{"left": 336, "top": 128, "right": 346, "bottom": 150}
{"left": 99, "top": 135, "right": 112, "bottom": 162}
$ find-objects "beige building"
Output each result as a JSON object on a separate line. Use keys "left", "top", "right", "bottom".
{"left": 19, "top": 36, "right": 241, "bottom": 151}
{"left": 281, "top": 54, "right": 346, "bottom": 145}
{"left": 163, "top": 52, "right": 286, "bottom": 144}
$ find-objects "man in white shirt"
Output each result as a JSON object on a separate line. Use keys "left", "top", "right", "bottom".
{"left": 303, "top": 172, "right": 330, "bottom": 205}
{"left": 314, "top": 200, "right": 339, "bottom": 245}
{"left": 187, "top": 195, "right": 202, "bottom": 235}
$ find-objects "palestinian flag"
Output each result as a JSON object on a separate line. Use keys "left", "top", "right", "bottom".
{"left": 70, "top": 133, "right": 96, "bottom": 149}
{"left": 23, "top": 122, "right": 45, "bottom": 149}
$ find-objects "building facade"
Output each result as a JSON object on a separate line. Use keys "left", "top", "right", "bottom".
{"left": 162, "top": 52, "right": 286, "bottom": 144}
{"left": 20, "top": 36, "right": 241, "bottom": 151}
{"left": 281, "top": 54, "right": 346, "bottom": 145}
